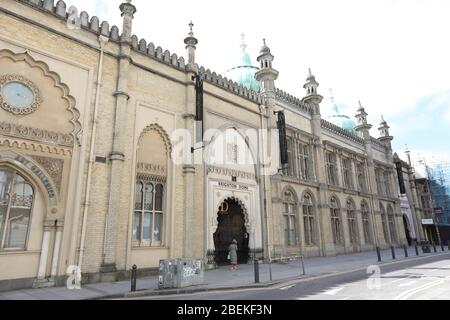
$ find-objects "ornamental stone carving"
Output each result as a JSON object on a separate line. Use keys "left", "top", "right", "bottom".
{"left": 136, "top": 162, "right": 166, "bottom": 176}
{"left": 207, "top": 165, "right": 256, "bottom": 180}
{"left": 31, "top": 155, "right": 64, "bottom": 193}
{"left": 0, "top": 121, "right": 74, "bottom": 147}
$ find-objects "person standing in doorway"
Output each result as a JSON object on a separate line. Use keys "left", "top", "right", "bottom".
{"left": 228, "top": 239, "right": 238, "bottom": 270}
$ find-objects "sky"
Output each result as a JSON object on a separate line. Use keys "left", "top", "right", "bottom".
{"left": 65, "top": 0, "right": 450, "bottom": 168}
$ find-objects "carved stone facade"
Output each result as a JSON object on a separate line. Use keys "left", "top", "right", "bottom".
{"left": 0, "top": 0, "right": 412, "bottom": 291}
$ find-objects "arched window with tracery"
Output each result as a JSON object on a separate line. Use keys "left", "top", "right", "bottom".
{"left": 133, "top": 181, "right": 164, "bottom": 245}
{"left": 330, "top": 196, "right": 342, "bottom": 245}
{"left": 283, "top": 189, "right": 298, "bottom": 246}
{"left": 361, "top": 201, "right": 372, "bottom": 244}
{"left": 347, "top": 199, "right": 358, "bottom": 245}
{"left": 303, "top": 193, "right": 316, "bottom": 245}
{"left": 380, "top": 203, "right": 389, "bottom": 244}
{"left": 0, "top": 167, "right": 34, "bottom": 250}
{"left": 133, "top": 125, "right": 169, "bottom": 247}
{"left": 387, "top": 205, "right": 397, "bottom": 244}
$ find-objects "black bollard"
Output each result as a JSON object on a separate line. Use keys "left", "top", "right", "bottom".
{"left": 376, "top": 247, "right": 382, "bottom": 262}
{"left": 254, "top": 259, "right": 260, "bottom": 284}
{"left": 433, "top": 242, "right": 437, "bottom": 253}
{"left": 404, "top": 244, "right": 409, "bottom": 258}
{"left": 391, "top": 246, "right": 396, "bottom": 260}
{"left": 441, "top": 242, "right": 445, "bottom": 252}
{"left": 415, "top": 244, "right": 419, "bottom": 256}
{"left": 131, "top": 265, "right": 137, "bottom": 292}
{"left": 448, "top": 240, "right": 450, "bottom": 251}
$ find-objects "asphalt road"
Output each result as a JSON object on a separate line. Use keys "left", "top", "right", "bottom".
{"left": 134, "top": 253, "right": 450, "bottom": 300}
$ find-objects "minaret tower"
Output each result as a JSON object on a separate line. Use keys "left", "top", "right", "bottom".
{"left": 378, "top": 115, "right": 393, "bottom": 148}
{"left": 355, "top": 101, "right": 372, "bottom": 140}
{"left": 102, "top": 0, "right": 137, "bottom": 273}
{"left": 255, "top": 39, "right": 279, "bottom": 97}
{"left": 240, "top": 32, "right": 247, "bottom": 52}
{"left": 184, "top": 21, "right": 198, "bottom": 71}
{"left": 302, "top": 68, "right": 323, "bottom": 110}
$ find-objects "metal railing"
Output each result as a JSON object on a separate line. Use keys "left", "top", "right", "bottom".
{"left": 266, "top": 255, "right": 306, "bottom": 282}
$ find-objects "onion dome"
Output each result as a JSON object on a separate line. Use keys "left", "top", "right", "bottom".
{"left": 323, "top": 90, "right": 357, "bottom": 134}
{"left": 225, "top": 34, "right": 260, "bottom": 92}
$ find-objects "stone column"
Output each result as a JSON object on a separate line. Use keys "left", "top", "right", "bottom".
{"left": 409, "top": 170, "right": 425, "bottom": 241}
{"left": 33, "top": 220, "right": 54, "bottom": 288}
{"left": 182, "top": 73, "right": 197, "bottom": 259}
{"left": 102, "top": 0, "right": 136, "bottom": 272}
{"left": 183, "top": 163, "right": 195, "bottom": 258}
{"left": 308, "top": 104, "right": 333, "bottom": 256}
{"left": 50, "top": 221, "right": 64, "bottom": 279}
{"left": 366, "top": 157, "right": 382, "bottom": 247}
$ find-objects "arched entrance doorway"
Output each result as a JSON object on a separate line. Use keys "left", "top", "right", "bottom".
{"left": 403, "top": 215, "right": 412, "bottom": 246}
{"left": 213, "top": 198, "right": 249, "bottom": 265}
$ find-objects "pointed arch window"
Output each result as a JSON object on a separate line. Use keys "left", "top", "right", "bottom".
{"left": 342, "top": 158, "right": 354, "bottom": 190}
{"left": 0, "top": 167, "right": 34, "bottom": 250}
{"left": 380, "top": 204, "right": 389, "bottom": 244}
{"left": 356, "top": 162, "right": 367, "bottom": 192}
{"left": 133, "top": 180, "right": 164, "bottom": 246}
{"left": 297, "top": 143, "right": 313, "bottom": 181}
{"left": 303, "top": 193, "right": 316, "bottom": 245}
{"left": 283, "top": 190, "right": 298, "bottom": 246}
{"left": 387, "top": 205, "right": 397, "bottom": 244}
{"left": 330, "top": 197, "right": 343, "bottom": 245}
{"left": 361, "top": 202, "right": 372, "bottom": 244}
{"left": 346, "top": 199, "right": 358, "bottom": 245}
{"left": 286, "top": 137, "right": 296, "bottom": 177}
{"left": 326, "top": 152, "right": 338, "bottom": 186}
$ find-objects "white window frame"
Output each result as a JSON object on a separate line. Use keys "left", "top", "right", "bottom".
{"left": 0, "top": 167, "right": 35, "bottom": 251}
{"left": 133, "top": 179, "right": 165, "bottom": 247}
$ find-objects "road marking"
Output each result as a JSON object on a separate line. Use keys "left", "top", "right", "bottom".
{"left": 399, "top": 280, "right": 445, "bottom": 300}
{"left": 386, "top": 276, "right": 412, "bottom": 285}
{"left": 323, "top": 287, "right": 345, "bottom": 296}
{"left": 398, "top": 280, "right": 418, "bottom": 287}
{"left": 393, "top": 280, "right": 445, "bottom": 300}
{"left": 280, "top": 284, "right": 296, "bottom": 290}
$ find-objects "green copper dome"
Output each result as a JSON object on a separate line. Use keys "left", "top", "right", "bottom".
{"left": 323, "top": 94, "right": 357, "bottom": 134}
{"left": 225, "top": 35, "right": 260, "bottom": 92}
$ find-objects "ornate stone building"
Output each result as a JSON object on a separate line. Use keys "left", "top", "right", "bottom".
{"left": 0, "top": 0, "right": 407, "bottom": 290}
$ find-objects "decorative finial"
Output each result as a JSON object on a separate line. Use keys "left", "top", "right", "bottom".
{"left": 263, "top": 38, "right": 266, "bottom": 45}
{"left": 381, "top": 115, "right": 386, "bottom": 123}
{"left": 329, "top": 88, "right": 334, "bottom": 103}
{"left": 240, "top": 33, "right": 247, "bottom": 51}
{"left": 188, "top": 21, "right": 194, "bottom": 36}
{"left": 126, "top": 0, "right": 131, "bottom": 3}
{"left": 308, "top": 68, "right": 312, "bottom": 75}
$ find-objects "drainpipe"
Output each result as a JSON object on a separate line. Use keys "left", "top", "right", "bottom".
{"left": 259, "top": 105, "right": 272, "bottom": 262}
{"left": 78, "top": 35, "right": 109, "bottom": 269}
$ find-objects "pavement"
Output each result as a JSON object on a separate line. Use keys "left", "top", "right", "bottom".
{"left": 153, "top": 252, "right": 450, "bottom": 301}
{"left": 0, "top": 246, "right": 448, "bottom": 300}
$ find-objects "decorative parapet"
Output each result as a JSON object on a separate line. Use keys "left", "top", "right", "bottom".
{"left": 15, "top": 0, "right": 263, "bottom": 105}
{"left": 370, "top": 137, "right": 387, "bottom": 151}
{"left": 275, "top": 88, "right": 314, "bottom": 114}
{"left": 198, "top": 66, "right": 263, "bottom": 104}
{"left": 320, "top": 119, "right": 365, "bottom": 145}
